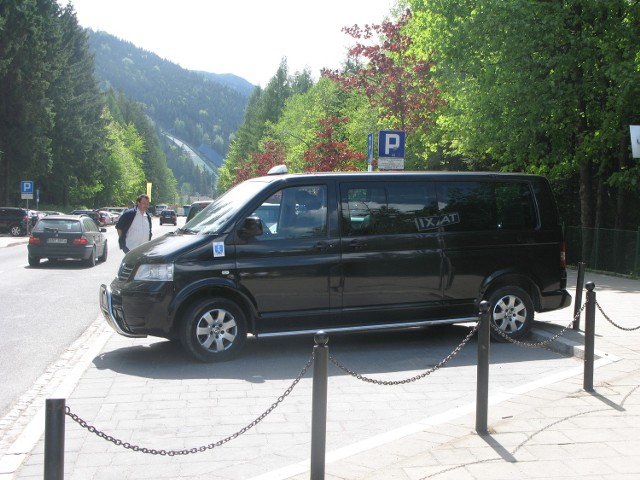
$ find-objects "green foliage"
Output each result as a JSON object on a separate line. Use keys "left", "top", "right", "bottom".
{"left": 217, "top": 59, "right": 313, "bottom": 190}
{"left": 405, "top": 0, "right": 640, "bottom": 231}
{"left": 0, "top": 1, "right": 180, "bottom": 208}
{"left": 47, "top": 5, "right": 107, "bottom": 207}
{"left": 0, "top": 0, "right": 59, "bottom": 204}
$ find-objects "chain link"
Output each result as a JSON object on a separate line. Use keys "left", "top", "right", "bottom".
{"left": 489, "top": 301, "right": 585, "bottom": 348}
{"left": 65, "top": 353, "right": 314, "bottom": 456}
{"left": 62, "top": 297, "right": 634, "bottom": 458}
{"left": 596, "top": 301, "right": 640, "bottom": 331}
{"left": 329, "top": 323, "right": 479, "bottom": 385}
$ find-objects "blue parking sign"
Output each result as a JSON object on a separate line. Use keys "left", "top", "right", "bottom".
{"left": 378, "top": 130, "right": 405, "bottom": 158}
{"left": 21, "top": 181, "right": 34, "bottom": 194}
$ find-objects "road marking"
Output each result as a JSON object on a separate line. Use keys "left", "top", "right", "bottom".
{"left": 248, "top": 351, "right": 619, "bottom": 480}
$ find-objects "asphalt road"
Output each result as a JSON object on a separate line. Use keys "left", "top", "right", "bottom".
{"left": 0, "top": 216, "right": 184, "bottom": 420}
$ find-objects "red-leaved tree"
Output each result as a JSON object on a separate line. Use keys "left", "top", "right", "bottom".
{"left": 322, "top": 9, "right": 444, "bottom": 134}
{"left": 303, "top": 117, "right": 366, "bottom": 172}
{"left": 233, "top": 140, "right": 287, "bottom": 185}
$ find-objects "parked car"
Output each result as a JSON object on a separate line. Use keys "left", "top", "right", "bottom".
{"left": 96, "top": 210, "right": 113, "bottom": 226}
{"left": 0, "top": 207, "right": 31, "bottom": 236}
{"left": 159, "top": 209, "right": 177, "bottom": 225}
{"left": 185, "top": 200, "right": 212, "bottom": 223}
{"left": 99, "top": 207, "right": 125, "bottom": 223}
{"left": 100, "top": 169, "right": 572, "bottom": 363}
{"left": 40, "top": 211, "right": 65, "bottom": 216}
{"left": 28, "top": 215, "right": 108, "bottom": 267}
{"left": 70, "top": 209, "right": 101, "bottom": 227}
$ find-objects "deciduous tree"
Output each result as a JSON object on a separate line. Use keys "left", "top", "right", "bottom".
{"left": 303, "top": 117, "right": 365, "bottom": 172}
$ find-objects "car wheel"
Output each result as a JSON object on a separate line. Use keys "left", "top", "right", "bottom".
{"left": 86, "top": 247, "right": 96, "bottom": 267}
{"left": 487, "top": 286, "right": 534, "bottom": 341}
{"left": 99, "top": 241, "right": 108, "bottom": 262}
{"left": 10, "top": 225, "right": 23, "bottom": 237}
{"left": 180, "top": 297, "right": 247, "bottom": 362}
{"left": 28, "top": 255, "right": 40, "bottom": 266}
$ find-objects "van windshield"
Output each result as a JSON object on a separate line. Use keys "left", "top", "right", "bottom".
{"left": 180, "top": 180, "right": 270, "bottom": 234}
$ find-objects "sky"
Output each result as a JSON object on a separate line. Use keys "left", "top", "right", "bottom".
{"left": 60, "top": 0, "right": 397, "bottom": 87}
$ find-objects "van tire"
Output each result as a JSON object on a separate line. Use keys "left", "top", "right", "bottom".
{"left": 180, "top": 297, "right": 247, "bottom": 362}
{"left": 487, "top": 286, "right": 534, "bottom": 341}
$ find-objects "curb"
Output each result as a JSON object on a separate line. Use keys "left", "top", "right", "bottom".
{"left": 529, "top": 322, "right": 620, "bottom": 363}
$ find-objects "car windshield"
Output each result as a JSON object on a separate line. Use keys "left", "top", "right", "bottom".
{"left": 181, "top": 180, "right": 270, "bottom": 234}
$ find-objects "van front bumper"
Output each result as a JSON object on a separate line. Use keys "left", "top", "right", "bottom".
{"left": 99, "top": 284, "right": 146, "bottom": 338}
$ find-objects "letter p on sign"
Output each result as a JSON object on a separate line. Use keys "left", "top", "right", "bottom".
{"left": 378, "top": 130, "right": 405, "bottom": 158}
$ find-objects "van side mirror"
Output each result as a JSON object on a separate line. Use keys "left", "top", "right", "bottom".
{"left": 238, "top": 216, "right": 263, "bottom": 239}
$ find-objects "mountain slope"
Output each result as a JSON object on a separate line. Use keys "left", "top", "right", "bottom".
{"left": 88, "top": 30, "right": 252, "bottom": 162}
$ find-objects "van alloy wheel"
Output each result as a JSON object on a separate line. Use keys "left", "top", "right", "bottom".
{"left": 180, "top": 298, "right": 247, "bottom": 362}
{"left": 488, "top": 286, "right": 534, "bottom": 341}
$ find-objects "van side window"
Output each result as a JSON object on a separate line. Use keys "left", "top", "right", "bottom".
{"left": 437, "top": 182, "right": 495, "bottom": 231}
{"left": 256, "top": 185, "right": 327, "bottom": 239}
{"left": 436, "top": 181, "right": 537, "bottom": 231}
{"left": 341, "top": 182, "right": 438, "bottom": 235}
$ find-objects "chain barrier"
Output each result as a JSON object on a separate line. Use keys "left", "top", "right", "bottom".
{"left": 329, "top": 323, "right": 479, "bottom": 386}
{"left": 596, "top": 301, "right": 640, "bottom": 331}
{"left": 65, "top": 353, "right": 314, "bottom": 456}
{"left": 489, "top": 301, "right": 586, "bottom": 349}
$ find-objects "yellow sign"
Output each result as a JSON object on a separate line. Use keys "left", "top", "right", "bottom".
{"left": 146, "top": 182, "right": 152, "bottom": 201}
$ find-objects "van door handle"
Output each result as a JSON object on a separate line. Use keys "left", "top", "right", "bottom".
{"left": 314, "top": 241, "right": 332, "bottom": 252}
{"left": 348, "top": 240, "right": 366, "bottom": 250}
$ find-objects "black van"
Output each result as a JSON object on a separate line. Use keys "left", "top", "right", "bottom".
{"left": 100, "top": 170, "right": 571, "bottom": 362}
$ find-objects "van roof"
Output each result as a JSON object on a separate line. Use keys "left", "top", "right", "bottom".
{"left": 250, "top": 170, "right": 543, "bottom": 183}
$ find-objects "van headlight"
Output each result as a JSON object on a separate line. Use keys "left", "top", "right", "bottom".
{"left": 134, "top": 263, "right": 174, "bottom": 281}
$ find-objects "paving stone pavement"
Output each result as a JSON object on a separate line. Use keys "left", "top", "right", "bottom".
{"left": 1, "top": 267, "right": 639, "bottom": 479}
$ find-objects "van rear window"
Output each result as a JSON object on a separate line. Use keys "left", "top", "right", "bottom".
{"left": 437, "top": 181, "right": 537, "bottom": 231}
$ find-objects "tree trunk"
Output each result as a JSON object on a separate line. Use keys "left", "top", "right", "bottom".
{"left": 615, "top": 137, "right": 630, "bottom": 230}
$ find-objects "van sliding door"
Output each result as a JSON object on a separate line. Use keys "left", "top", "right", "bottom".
{"left": 338, "top": 181, "right": 444, "bottom": 326}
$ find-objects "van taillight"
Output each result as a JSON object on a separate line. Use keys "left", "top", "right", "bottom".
{"left": 560, "top": 242, "right": 566, "bottom": 269}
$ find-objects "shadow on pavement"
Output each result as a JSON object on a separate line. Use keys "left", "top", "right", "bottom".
{"left": 93, "top": 324, "right": 572, "bottom": 381}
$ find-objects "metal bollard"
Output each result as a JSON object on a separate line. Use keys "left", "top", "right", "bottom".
{"left": 310, "top": 331, "right": 328, "bottom": 480}
{"left": 44, "top": 398, "right": 66, "bottom": 480}
{"left": 475, "top": 301, "right": 491, "bottom": 435}
{"left": 573, "top": 262, "right": 586, "bottom": 330}
{"left": 584, "top": 282, "right": 596, "bottom": 391}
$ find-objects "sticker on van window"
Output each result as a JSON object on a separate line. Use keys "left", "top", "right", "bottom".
{"left": 213, "top": 242, "right": 225, "bottom": 257}
{"left": 415, "top": 213, "right": 460, "bottom": 231}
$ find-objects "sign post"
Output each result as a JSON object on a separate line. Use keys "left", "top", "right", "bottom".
{"left": 377, "top": 130, "right": 406, "bottom": 170}
{"left": 367, "top": 133, "right": 373, "bottom": 172}
{"left": 630, "top": 125, "right": 640, "bottom": 159}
